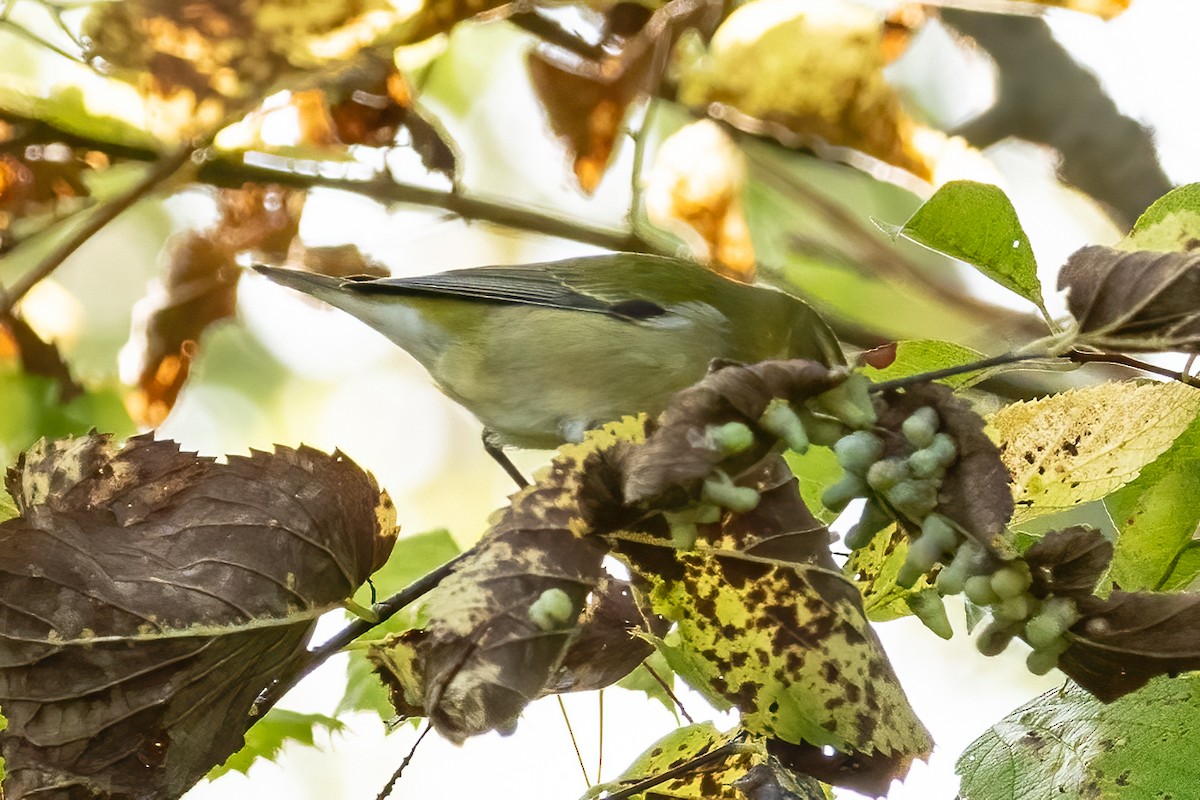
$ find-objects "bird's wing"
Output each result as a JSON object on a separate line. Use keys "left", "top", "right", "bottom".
{"left": 345, "top": 258, "right": 670, "bottom": 320}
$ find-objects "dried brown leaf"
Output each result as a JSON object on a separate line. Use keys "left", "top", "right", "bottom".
{"left": 1021, "top": 525, "right": 1200, "bottom": 702}
{"left": 544, "top": 575, "right": 668, "bottom": 694}
{"left": 1065, "top": 590, "right": 1200, "bottom": 702}
{"left": 121, "top": 185, "right": 303, "bottom": 426}
{"left": 0, "top": 309, "right": 83, "bottom": 402}
{"left": 368, "top": 437, "right": 625, "bottom": 742}
{"left": 529, "top": 0, "right": 722, "bottom": 192}
{"left": 1024, "top": 525, "right": 1114, "bottom": 600}
{"left": 621, "top": 360, "right": 844, "bottom": 506}
{"left": 877, "top": 383, "right": 1014, "bottom": 552}
{"left": 1059, "top": 244, "right": 1200, "bottom": 352}
{"left": 0, "top": 433, "right": 395, "bottom": 799}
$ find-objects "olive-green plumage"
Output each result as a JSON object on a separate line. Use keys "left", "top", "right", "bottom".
{"left": 255, "top": 254, "right": 843, "bottom": 448}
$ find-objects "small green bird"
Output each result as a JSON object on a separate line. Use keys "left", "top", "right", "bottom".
{"left": 254, "top": 254, "right": 843, "bottom": 450}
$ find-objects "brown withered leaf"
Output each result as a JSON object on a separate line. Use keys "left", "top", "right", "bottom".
{"left": 1024, "top": 525, "right": 1114, "bottom": 600}
{"left": 0, "top": 117, "right": 109, "bottom": 252}
{"left": 621, "top": 360, "right": 844, "bottom": 507}
{"left": 528, "top": 0, "right": 722, "bottom": 192}
{"left": 1063, "top": 590, "right": 1200, "bottom": 702}
{"left": 121, "top": 185, "right": 304, "bottom": 426}
{"left": 1059, "top": 244, "right": 1200, "bottom": 352}
{"left": 1022, "top": 525, "right": 1200, "bottom": 702}
{"left": 876, "top": 383, "right": 1014, "bottom": 553}
{"left": 368, "top": 434, "right": 626, "bottom": 742}
{"left": 0, "top": 309, "right": 83, "bottom": 402}
{"left": 544, "top": 575, "right": 668, "bottom": 695}
{"left": 0, "top": 433, "right": 396, "bottom": 799}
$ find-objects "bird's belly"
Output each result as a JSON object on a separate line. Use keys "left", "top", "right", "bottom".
{"left": 433, "top": 313, "right": 718, "bottom": 448}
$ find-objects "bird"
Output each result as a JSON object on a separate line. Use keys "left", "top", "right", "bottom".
{"left": 254, "top": 253, "right": 843, "bottom": 453}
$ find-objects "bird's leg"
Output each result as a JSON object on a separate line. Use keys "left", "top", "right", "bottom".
{"left": 482, "top": 431, "right": 529, "bottom": 489}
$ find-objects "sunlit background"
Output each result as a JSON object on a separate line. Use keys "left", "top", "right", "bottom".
{"left": 4, "top": 0, "right": 1199, "bottom": 797}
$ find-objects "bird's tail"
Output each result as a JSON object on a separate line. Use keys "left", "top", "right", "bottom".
{"left": 253, "top": 265, "right": 348, "bottom": 301}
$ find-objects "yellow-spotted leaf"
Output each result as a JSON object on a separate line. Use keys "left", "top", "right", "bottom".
{"left": 583, "top": 723, "right": 828, "bottom": 800}
{"left": 646, "top": 549, "right": 931, "bottom": 765}
{"left": 988, "top": 381, "right": 1200, "bottom": 524}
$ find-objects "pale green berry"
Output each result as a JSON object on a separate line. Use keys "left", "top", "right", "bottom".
{"left": 964, "top": 574, "right": 1000, "bottom": 606}
{"left": 802, "top": 412, "right": 847, "bottom": 446}
{"left": 990, "top": 562, "right": 1032, "bottom": 599}
{"left": 1023, "top": 597, "right": 1080, "bottom": 650}
{"left": 976, "top": 620, "right": 1018, "bottom": 657}
{"left": 817, "top": 373, "right": 878, "bottom": 429}
{"left": 702, "top": 473, "right": 759, "bottom": 512}
{"left": 907, "top": 449, "right": 946, "bottom": 480}
{"left": 901, "top": 406, "right": 939, "bottom": 449}
{"left": 906, "top": 589, "right": 953, "bottom": 639}
{"left": 708, "top": 421, "right": 755, "bottom": 456}
{"left": 921, "top": 514, "right": 960, "bottom": 552}
{"left": 834, "top": 431, "right": 884, "bottom": 475}
{"left": 844, "top": 501, "right": 892, "bottom": 550}
{"left": 821, "top": 473, "right": 868, "bottom": 513}
{"left": 529, "top": 588, "right": 575, "bottom": 631}
{"left": 759, "top": 399, "right": 810, "bottom": 453}
{"left": 1026, "top": 647, "right": 1066, "bottom": 676}
{"left": 884, "top": 479, "right": 939, "bottom": 518}
{"left": 866, "top": 458, "right": 909, "bottom": 491}
{"left": 992, "top": 594, "right": 1033, "bottom": 624}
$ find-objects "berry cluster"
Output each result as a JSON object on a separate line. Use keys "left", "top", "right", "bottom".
{"left": 816, "top": 394, "right": 1079, "bottom": 675}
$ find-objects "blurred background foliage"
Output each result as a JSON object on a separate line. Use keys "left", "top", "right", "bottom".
{"left": 0, "top": 0, "right": 1194, "bottom": 796}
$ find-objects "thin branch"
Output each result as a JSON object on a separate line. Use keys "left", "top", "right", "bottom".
{"left": 0, "top": 16, "right": 87, "bottom": 64}
{"left": 249, "top": 552, "right": 466, "bottom": 718}
{"left": 197, "top": 156, "right": 653, "bottom": 254}
{"left": 597, "top": 738, "right": 742, "bottom": 800}
{"left": 869, "top": 351, "right": 1047, "bottom": 393}
{"left": 640, "top": 660, "right": 693, "bottom": 724}
{"left": 1066, "top": 349, "right": 1200, "bottom": 386}
{"left": 375, "top": 722, "right": 432, "bottom": 800}
{"left": 2, "top": 143, "right": 196, "bottom": 310}
{"left": 558, "top": 694, "right": 591, "bottom": 787}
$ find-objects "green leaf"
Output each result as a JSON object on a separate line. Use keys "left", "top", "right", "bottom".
{"left": 847, "top": 524, "right": 925, "bottom": 622}
{"left": 0, "top": 368, "right": 136, "bottom": 467}
{"left": 208, "top": 710, "right": 344, "bottom": 779}
{"left": 584, "top": 723, "right": 828, "bottom": 800}
{"left": 782, "top": 444, "right": 843, "bottom": 524}
{"left": 958, "top": 676, "right": 1200, "bottom": 800}
{"left": 339, "top": 530, "right": 460, "bottom": 718}
{"left": 646, "top": 550, "right": 931, "bottom": 757}
{"left": 1121, "top": 183, "right": 1200, "bottom": 253}
{"left": 987, "top": 381, "right": 1200, "bottom": 524}
{"left": 862, "top": 340, "right": 988, "bottom": 388}
{"left": 0, "top": 488, "right": 16, "bottom": 524}
{"left": 1106, "top": 414, "right": 1200, "bottom": 591}
{"left": 615, "top": 649, "right": 678, "bottom": 719}
{"left": 1160, "top": 543, "right": 1200, "bottom": 591}
{"left": 879, "top": 180, "right": 1046, "bottom": 316}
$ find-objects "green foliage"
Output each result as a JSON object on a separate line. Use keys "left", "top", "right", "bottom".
{"left": 1121, "top": 182, "right": 1200, "bottom": 252}
{"left": 958, "top": 677, "right": 1200, "bottom": 800}
{"left": 1106, "top": 415, "right": 1200, "bottom": 591}
{"left": 208, "top": 710, "right": 345, "bottom": 779}
{"left": 615, "top": 649, "right": 679, "bottom": 719}
{"left": 987, "top": 381, "right": 1200, "bottom": 525}
{"left": 339, "top": 530, "right": 460, "bottom": 717}
{"left": 879, "top": 180, "right": 1047, "bottom": 317}
{"left": 0, "top": 368, "right": 135, "bottom": 467}
{"left": 862, "top": 340, "right": 987, "bottom": 388}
